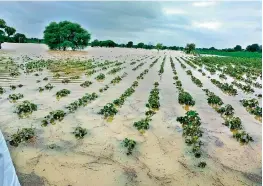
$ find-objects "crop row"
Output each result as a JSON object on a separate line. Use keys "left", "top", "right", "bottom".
{"left": 203, "top": 89, "right": 253, "bottom": 143}
{"left": 98, "top": 57, "right": 160, "bottom": 120}
{"left": 240, "top": 99, "right": 262, "bottom": 119}
{"left": 172, "top": 57, "right": 206, "bottom": 167}
{"left": 178, "top": 59, "right": 254, "bottom": 144}
{"left": 210, "top": 79, "right": 237, "bottom": 96}
{"left": 158, "top": 55, "right": 166, "bottom": 75}
{"left": 180, "top": 57, "right": 262, "bottom": 122}
{"left": 187, "top": 57, "right": 262, "bottom": 89}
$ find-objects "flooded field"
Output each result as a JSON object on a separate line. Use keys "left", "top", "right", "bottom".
{"left": 0, "top": 43, "right": 261, "bottom": 186}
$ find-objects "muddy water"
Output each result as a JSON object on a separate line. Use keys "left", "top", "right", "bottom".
{"left": 0, "top": 44, "right": 261, "bottom": 186}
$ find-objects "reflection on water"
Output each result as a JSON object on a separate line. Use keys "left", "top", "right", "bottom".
{"left": 0, "top": 44, "right": 261, "bottom": 186}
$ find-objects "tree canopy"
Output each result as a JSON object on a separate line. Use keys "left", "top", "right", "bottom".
{"left": 156, "top": 43, "right": 163, "bottom": 51}
{"left": 91, "top": 39, "right": 117, "bottom": 47}
{"left": 185, "top": 43, "right": 196, "bottom": 54}
{"left": 127, "top": 41, "right": 133, "bottom": 48}
{"left": 13, "top": 33, "right": 26, "bottom": 43}
{"left": 43, "top": 21, "right": 91, "bottom": 51}
{"left": 234, "top": 45, "right": 242, "bottom": 51}
{"left": 246, "top": 44, "right": 261, "bottom": 52}
{"left": 0, "top": 18, "right": 17, "bottom": 48}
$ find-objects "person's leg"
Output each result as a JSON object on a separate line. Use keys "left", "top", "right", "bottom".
{"left": 0, "top": 130, "right": 21, "bottom": 186}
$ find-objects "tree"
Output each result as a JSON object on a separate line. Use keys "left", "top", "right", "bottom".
{"left": 137, "top": 42, "right": 144, "bottom": 48}
{"left": 127, "top": 41, "right": 133, "bottom": 48}
{"left": 13, "top": 33, "right": 27, "bottom": 43}
{"left": 44, "top": 21, "right": 91, "bottom": 51}
{"left": 234, "top": 45, "right": 242, "bottom": 51}
{"left": 185, "top": 43, "right": 196, "bottom": 54}
{"left": 209, "top": 47, "right": 216, "bottom": 50}
{"left": 4, "top": 26, "right": 16, "bottom": 37}
{"left": 246, "top": 44, "right": 260, "bottom": 52}
{"left": 156, "top": 43, "right": 163, "bottom": 51}
{"left": 0, "top": 19, "right": 7, "bottom": 49}
{"left": 91, "top": 39, "right": 100, "bottom": 47}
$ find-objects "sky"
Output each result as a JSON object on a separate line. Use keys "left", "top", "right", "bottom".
{"left": 0, "top": 1, "right": 262, "bottom": 48}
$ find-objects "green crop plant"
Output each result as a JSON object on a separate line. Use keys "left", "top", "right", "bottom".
{"left": 98, "top": 103, "right": 118, "bottom": 118}
{"left": 178, "top": 91, "right": 195, "bottom": 106}
{"left": 9, "top": 93, "right": 24, "bottom": 101}
{"left": 80, "top": 81, "right": 92, "bottom": 88}
{"left": 9, "top": 128, "right": 35, "bottom": 147}
{"left": 56, "top": 89, "right": 71, "bottom": 98}
{"left": 45, "top": 83, "right": 54, "bottom": 90}
{"left": 15, "top": 101, "right": 37, "bottom": 118}
{"left": 73, "top": 127, "right": 87, "bottom": 139}
{"left": 123, "top": 138, "right": 136, "bottom": 155}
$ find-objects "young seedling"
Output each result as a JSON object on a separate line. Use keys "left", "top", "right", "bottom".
{"left": 45, "top": 83, "right": 54, "bottom": 90}
{"left": 15, "top": 100, "right": 37, "bottom": 118}
{"left": 42, "top": 110, "right": 66, "bottom": 126}
{"left": 62, "top": 79, "right": 70, "bottom": 84}
{"left": 198, "top": 162, "right": 207, "bottom": 168}
{"left": 133, "top": 118, "right": 151, "bottom": 131}
{"left": 217, "top": 104, "right": 234, "bottom": 116}
{"left": 0, "top": 86, "right": 4, "bottom": 94}
{"left": 10, "top": 85, "right": 16, "bottom": 90}
{"left": 9, "top": 93, "right": 24, "bottom": 101}
{"left": 178, "top": 91, "right": 195, "bottom": 106}
{"left": 39, "top": 87, "right": 44, "bottom": 92}
{"left": 73, "top": 127, "right": 87, "bottom": 139}
{"left": 123, "top": 138, "right": 136, "bottom": 155}
{"left": 233, "top": 131, "right": 254, "bottom": 143}
{"left": 95, "top": 73, "right": 106, "bottom": 81}
{"left": 9, "top": 128, "right": 35, "bottom": 147}
{"left": 98, "top": 103, "right": 118, "bottom": 118}
{"left": 56, "top": 89, "right": 71, "bottom": 98}
{"left": 80, "top": 81, "right": 92, "bottom": 88}
{"left": 223, "top": 117, "right": 242, "bottom": 130}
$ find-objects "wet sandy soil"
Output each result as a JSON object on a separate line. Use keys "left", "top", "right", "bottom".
{"left": 0, "top": 43, "right": 261, "bottom": 186}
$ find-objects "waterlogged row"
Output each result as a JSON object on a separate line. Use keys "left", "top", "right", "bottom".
{"left": 170, "top": 57, "right": 208, "bottom": 168}
{"left": 180, "top": 63, "right": 255, "bottom": 144}
{"left": 98, "top": 58, "right": 160, "bottom": 120}
{"left": 158, "top": 55, "right": 166, "bottom": 76}
{"left": 7, "top": 55, "right": 158, "bottom": 148}
{"left": 186, "top": 57, "right": 262, "bottom": 89}
{"left": 180, "top": 57, "right": 260, "bottom": 98}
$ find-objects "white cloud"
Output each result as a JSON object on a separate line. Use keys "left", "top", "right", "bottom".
{"left": 192, "top": 2, "right": 217, "bottom": 7}
{"left": 192, "top": 21, "right": 222, "bottom": 30}
{"left": 163, "top": 8, "right": 186, "bottom": 15}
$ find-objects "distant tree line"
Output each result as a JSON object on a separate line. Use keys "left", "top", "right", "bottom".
{"left": 90, "top": 39, "right": 184, "bottom": 51}
{"left": 0, "top": 18, "right": 45, "bottom": 49}
{"left": 197, "top": 44, "right": 262, "bottom": 53}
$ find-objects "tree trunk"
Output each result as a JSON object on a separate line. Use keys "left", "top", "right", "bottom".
{"left": 0, "top": 42, "right": 2, "bottom": 49}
